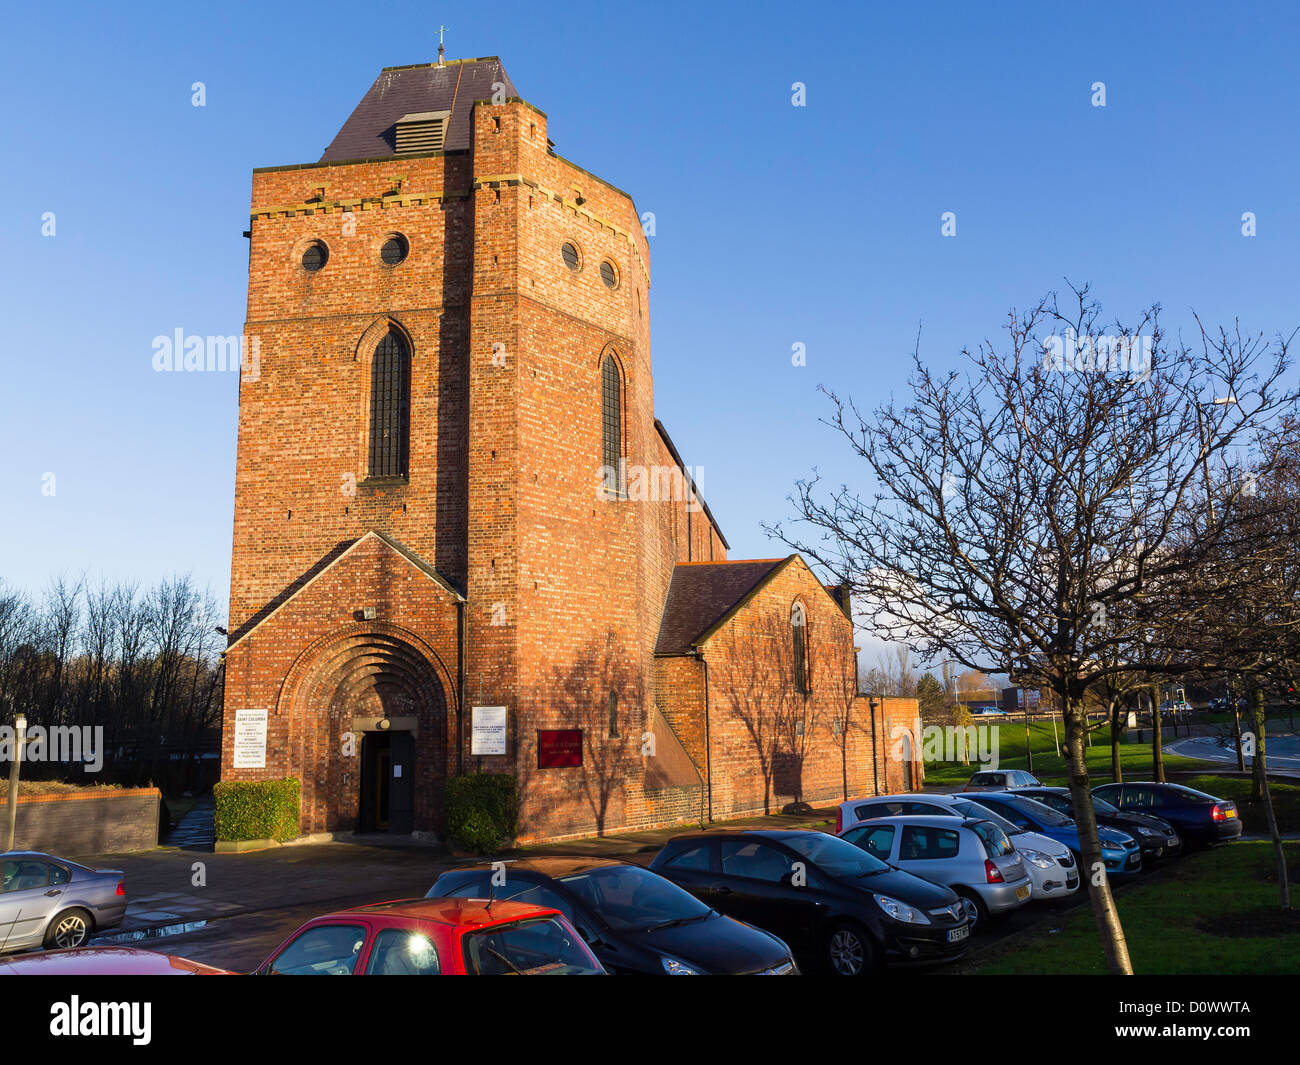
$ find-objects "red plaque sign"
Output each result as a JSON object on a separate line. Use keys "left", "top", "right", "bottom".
{"left": 537, "top": 729, "right": 583, "bottom": 768}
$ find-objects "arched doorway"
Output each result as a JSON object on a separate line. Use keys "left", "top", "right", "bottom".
{"left": 278, "top": 623, "right": 453, "bottom": 835}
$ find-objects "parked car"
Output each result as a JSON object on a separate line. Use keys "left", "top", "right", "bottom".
{"left": 428, "top": 857, "right": 796, "bottom": 975}
{"left": 838, "top": 793, "right": 1079, "bottom": 899}
{"left": 650, "top": 829, "right": 971, "bottom": 975}
{"left": 1009, "top": 786, "right": 1182, "bottom": 860}
{"left": 962, "top": 769, "right": 1042, "bottom": 791}
{"left": 959, "top": 793, "right": 1143, "bottom": 878}
{"left": 1091, "top": 782, "right": 1243, "bottom": 848}
{"left": 840, "top": 815, "right": 1032, "bottom": 928}
{"left": 973, "top": 706, "right": 1009, "bottom": 716}
{"left": 0, "top": 946, "right": 230, "bottom": 975}
{"left": 0, "top": 851, "right": 126, "bottom": 953}
{"left": 254, "top": 898, "right": 605, "bottom": 975}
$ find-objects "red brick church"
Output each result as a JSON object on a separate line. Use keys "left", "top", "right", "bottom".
{"left": 219, "top": 53, "right": 919, "bottom": 842}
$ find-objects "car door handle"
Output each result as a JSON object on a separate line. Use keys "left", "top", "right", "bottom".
{"left": 45, "top": 890, "right": 61, "bottom": 897}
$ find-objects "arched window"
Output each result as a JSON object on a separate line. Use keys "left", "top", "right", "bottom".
{"left": 608, "top": 691, "right": 619, "bottom": 737}
{"left": 601, "top": 353, "right": 623, "bottom": 493}
{"left": 369, "top": 330, "right": 410, "bottom": 478}
{"left": 791, "top": 600, "right": 809, "bottom": 693}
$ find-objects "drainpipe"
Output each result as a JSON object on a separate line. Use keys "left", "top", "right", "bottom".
{"left": 456, "top": 599, "right": 467, "bottom": 776}
{"left": 868, "top": 695, "right": 880, "bottom": 795}
{"left": 699, "top": 650, "right": 713, "bottom": 823}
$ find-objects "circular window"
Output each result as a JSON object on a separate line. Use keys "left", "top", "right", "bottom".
{"left": 561, "top": 242, "right": 580, "bottom": 271}
{"left": 300, "top": 241, "right": 328, "bottom": 272}
{"left": 380, "top": 234, "right": 409, "bottom": 266}
{"left": 599, "top": 260, "right": 618, "bottom": 289}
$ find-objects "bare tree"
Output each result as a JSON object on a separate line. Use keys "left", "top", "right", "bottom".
{"left": 770, "top": 285, "right": 1297, "bottom": 973}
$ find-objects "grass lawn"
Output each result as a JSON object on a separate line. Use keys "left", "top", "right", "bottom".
{"left": 964, "top": 842, "right": 1300, "bottom": 974}
{"left": 923, "top": 719, "right": 1215, "bottom": 787}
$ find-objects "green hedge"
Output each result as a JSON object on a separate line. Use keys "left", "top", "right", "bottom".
{"left": 445, "top": 773, "right": 518, "bottom": 854}
{"left": 213, "top": 779, "right": 301, "bottom": 842}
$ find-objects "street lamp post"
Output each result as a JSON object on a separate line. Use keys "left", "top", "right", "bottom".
{"left": 5, "top": 712, "right": 27, "bottom": 852}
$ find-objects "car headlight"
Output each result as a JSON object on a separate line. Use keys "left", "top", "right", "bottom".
{"left": 874, "top": 894, "right": 931, "bottom": 924}
{"left": 661, "top": 956, "right": 703, "bottom": 975}
{"left": 1018, "top": 848, "right": 1055, "bottom": 869}
{"left": 1137, "top": 827, "right": 1161, "bottom": 839}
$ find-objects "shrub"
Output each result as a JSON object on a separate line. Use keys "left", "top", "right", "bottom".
{"left": 213, "top": 778, "right": 301, "bottom": 842}
{"left": 445, "top": 773, "right": 518, "bottom": 853}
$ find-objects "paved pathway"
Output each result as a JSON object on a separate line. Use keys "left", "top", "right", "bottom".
{"left": 163, "top": 794, "right": 215, "bottom": 850}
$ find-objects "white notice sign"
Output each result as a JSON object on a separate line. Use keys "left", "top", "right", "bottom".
{"left": 471, "top": 706, "right": 508, "bottom": 756}
{"left": 233, "top": 709, "right": 268, "bottom": 769}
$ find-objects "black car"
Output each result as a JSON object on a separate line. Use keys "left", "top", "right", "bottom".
{"left": 427, "top": 857, "right": 796, "bottom": 975}
{"left": 1091, "top": 782, "right": 1244, "bottom": 848}
{"left": 649, "top": 829, "right": 971, "bottom": 975}
{"left": 1010, "top": 786, "right": 1183, "bottom": 860}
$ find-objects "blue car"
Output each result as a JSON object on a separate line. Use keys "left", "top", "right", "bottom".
{"left": 962, "top": 793, "right": 1142, "bottom": 879}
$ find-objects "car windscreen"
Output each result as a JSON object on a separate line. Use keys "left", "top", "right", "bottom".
{"left": 1092, "top": 794, "right": 1121, "bottom": 815}
{"left": 948, "top": 800, "right": 1023, "bottom": 837}
{"left": 560, "top": 865, "right": 711, "bottom": 932}
{"left": 1004, "top": 796, "right": 1074, "bottom": 826}
{"left": 461, "top": 917, "right": 602, "bottom": 975}
{"left": 784, "top": 832, "right": 890, "bottom": 878}
{"left": 969, "top": 772, "right": 1003, "bottom": 785}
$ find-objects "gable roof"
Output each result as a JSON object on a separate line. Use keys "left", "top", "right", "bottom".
{"left": 225, "top": 530, "right": 464, "bottom": 652}
{"left": 654, "top": 558, "right": 791, "bottom": 656}
{"left": 319, "top": 57, "right": 517, "bottom": 163}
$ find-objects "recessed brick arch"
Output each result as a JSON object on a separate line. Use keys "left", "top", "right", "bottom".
{"left": 277, "top": 621, "right": 456, "bottom": 834}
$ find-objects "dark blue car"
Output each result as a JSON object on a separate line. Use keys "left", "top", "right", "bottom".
{"left": 1091, "top": 782, "right": 1243, "bottom": 848}
{"left": 963, "top": 792, "right": 1142, "bottom": 878}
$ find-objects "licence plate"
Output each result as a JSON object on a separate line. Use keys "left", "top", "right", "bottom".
{"left": 1015, "top": 884, "right": 1030, "bottom": 900}
{"left": 1224, "top": 808, "right": 1237, "bottom": 818}
{"left": 947, "top": 925, "right": 969, "bottom": 943}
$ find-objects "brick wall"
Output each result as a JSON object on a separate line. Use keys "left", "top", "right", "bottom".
{"left": 1, "top": 788, "right": 159, "bottom": 856}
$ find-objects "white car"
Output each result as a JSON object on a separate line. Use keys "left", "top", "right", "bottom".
{"left": 837, "top": 793, "right": 1080, "bottom": 900}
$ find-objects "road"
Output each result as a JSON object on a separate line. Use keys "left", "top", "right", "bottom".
{"left": 1165, "top": 732, "right": 1300, "bottom": 778}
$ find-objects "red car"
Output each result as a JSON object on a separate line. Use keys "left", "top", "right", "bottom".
{"left": 0, "top": 946, "right": 231, "bottom": 975}
{"left": 254, "top": 898, "right": 605, "bottom": 975}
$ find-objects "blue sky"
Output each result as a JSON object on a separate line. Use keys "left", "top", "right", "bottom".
{"left": 2, "top": 0, "right": 1298, "bottom": 649}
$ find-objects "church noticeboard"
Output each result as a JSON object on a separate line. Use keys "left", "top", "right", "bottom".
{"left": 537, "top": 729, "right": 582, "bottom": 768}
{"left": 471, "top": 706, "right": 508, "bottom": 756}
{"left": 233, "top": 709, "right": 268, "bottom": 769}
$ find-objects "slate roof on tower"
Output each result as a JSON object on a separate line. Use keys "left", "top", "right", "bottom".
{"left": 320, "top": 57, "right": 518, "bottom": 162}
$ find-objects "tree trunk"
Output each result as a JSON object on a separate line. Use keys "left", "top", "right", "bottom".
{"left": 1251, "top": 687, "right": 1267, "bottom": 802}
{"left": 1064, "top": 693, "right": 1133, "bottom": 974}
{"left": 1150, "top": 686, "right": 1165, "bottom": 783}
{"left": 1233, "top": 706, "right": 1247, "bottom": 773}
{"left": 1251, "top": 687, "right": 1290, "bottom": 911}
{"left": 1109, "top": 699, "right": 1123, "bottom": 783}
{"left": 1024, "top": 718, "right": 1034, "bottom": 774}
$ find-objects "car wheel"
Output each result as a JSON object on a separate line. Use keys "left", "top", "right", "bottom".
{"left": 44, "top": 908, "right": 93, "bottom": 950}
{"left": 954, "top": 889, "right": 989, "bottom": 932}
{"left": 825, "top": 921, "right": 877, "bottom": 976}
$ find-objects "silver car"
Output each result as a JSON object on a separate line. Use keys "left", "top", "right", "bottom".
{"left": 840, "top": 815, "right": 1032, "bottom": 929}
{"left": 0, "top": 852, "right": 127, "bottom": 952}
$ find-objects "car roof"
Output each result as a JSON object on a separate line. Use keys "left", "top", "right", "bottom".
{"left": 1009, "top": 786, "right": 1066, "bottom": 795}
{"left": 844, "top": 792, "right": 958, "bottom": 805}
{"left": 443, "top": 856, "right": 635, "bottom": 878}
{"left": 337, "top": 897, "right": 560, "bottom": 927}
{"left": 0, "top": 947, "right": 230, "bottom": 975}
{"left": 849, "top": 814, "right": 986, "bottom": 828}
{"left": 665, "top": 828, "right": 828, "bottom": 844}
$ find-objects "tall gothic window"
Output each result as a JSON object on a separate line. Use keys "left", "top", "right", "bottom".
{"left": 369, "top": 330, "right": 410, "bottom": 478}
{"left": 601, "top": 353, "right": 623, "bottom": 493}
{"left": 792, "top": 600, "right": 809, "bottom": 693}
